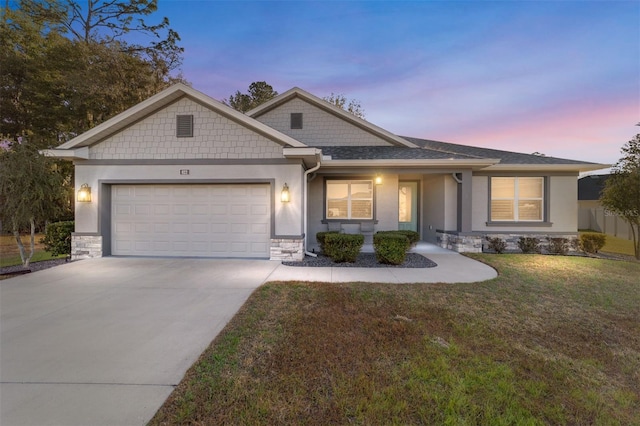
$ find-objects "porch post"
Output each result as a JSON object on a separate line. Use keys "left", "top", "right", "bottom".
{"left": 459, "top": 170, "right": 473, "bottom": 233}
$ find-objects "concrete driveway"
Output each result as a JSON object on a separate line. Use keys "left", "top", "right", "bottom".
{"left": 0, "top": 257, "right": 281, "bottom": 426}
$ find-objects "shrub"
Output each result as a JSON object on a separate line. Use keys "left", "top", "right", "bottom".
{"left": 486, "top": 237, "right": 507, "bottom": 254}
{"left": 323, "top": 233, "right": 364, "bottom": 263}
{"left": 580, "top": 232, "right": 606, "bottom": 254}
{"left": 316, "top": 231, "right": 339, "bottom": 254}
{"left": 374, "top": 233, "right": 410, "bottom": 265}
{"left": 547, "top": 237, "right": 569, "bottom": 255}
{"left": 376, "top": 230, "right": 420, "bottom": 247}
{"left": 41, "top": 221, "right": 74, "bottom": 256}
{"left": 518, "top": 237, "right": 540, "bottom": 254}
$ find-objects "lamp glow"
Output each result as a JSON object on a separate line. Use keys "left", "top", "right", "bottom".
{"left": 77, "top": 184, "right": 92, "bottom": 202}
{"left": 281, "top": 183, "right": 290, "bottom": 203}
{"left": 375, "top": 175, "right": 383, "bottom": 185}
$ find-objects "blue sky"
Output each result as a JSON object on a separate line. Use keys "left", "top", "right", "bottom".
{"left": 160, "top": 1, "right": 637, "bottom": 166}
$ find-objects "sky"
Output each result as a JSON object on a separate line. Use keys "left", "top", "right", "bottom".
{"left": 154, "top": 1, "right": 638, "bottom": 168}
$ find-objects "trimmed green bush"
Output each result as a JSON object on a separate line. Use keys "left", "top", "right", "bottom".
{"left": 486, "top": 237, "right": 507, "bottom": 254}
{"left": 323, "top": 233, "right": 364, "bottom": 263}
{"left": 547, "top": 237, "right": 569, "bottom": 255}
{"left": 376, "top": 230, "right": 420, "bottom": 247}
{"left": 41, "top": 221, "right": 74, "bottom": 256}
{"left": 316, "top": 231, "right": 339, "bottom": 254}
{"left": 374, "top": 233, "right": 410, "bottom": 265}
{"left": 518, "top": 237, "right": 540, "bottom": 254}
{"left": 580, "top": 232, "right": 606, "bottom": 254}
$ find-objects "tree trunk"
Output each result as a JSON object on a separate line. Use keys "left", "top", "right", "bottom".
{"left": 27, "top": 219, "right": 36, "bottom": 267}
{"left": 13, "top": 230, "right": 27, "bottom": 269}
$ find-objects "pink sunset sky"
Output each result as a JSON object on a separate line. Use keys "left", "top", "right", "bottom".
{"left": 156, "top": 0, "right": 638, "bottom": 169}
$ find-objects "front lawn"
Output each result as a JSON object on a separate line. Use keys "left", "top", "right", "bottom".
{"left": 0, "top": 234, "right": 65, "bottom": 268}
{"left": 150, "top": 254, "right": 640, "bottom": 425}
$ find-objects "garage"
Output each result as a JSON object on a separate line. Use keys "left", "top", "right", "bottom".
{"left": 112, "top": 184, "right": 271, "bottom": 258}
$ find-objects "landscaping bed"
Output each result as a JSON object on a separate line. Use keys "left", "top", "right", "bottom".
{"left": 283, "top": 252, "right": 437, "bottom": 268}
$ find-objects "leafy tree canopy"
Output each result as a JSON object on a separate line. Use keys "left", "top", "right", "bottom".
{"left": 0, "top": 140, "right": 70, "bottom": 267}
{"left": 1, "top": 0, "right": 185, "bottom": 148}
{"left": 600, "top": 134, "right": 640, "bottom": 259}
{"left": 323, "top": 93, "right": 366, "bottom": 119}
{"left": 224, "top": 81, "right": 279, "bottom": 113}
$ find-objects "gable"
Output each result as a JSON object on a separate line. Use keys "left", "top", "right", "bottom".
{"left": 89, "top": 97, "right": 285, "bottom": 160}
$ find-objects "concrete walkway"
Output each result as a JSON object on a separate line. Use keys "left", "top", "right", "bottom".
{"left": 0, "top": 249, "right": 495, "bottom": 426}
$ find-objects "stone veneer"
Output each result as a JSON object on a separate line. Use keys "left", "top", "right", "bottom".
{"left": 71, "top": 234, "right": 103, "bottom": 260}
{"left": 270, "top": 238, "right": 304, "bottom": 261}
{"left": 437, "top": 231, "right": 580, "bottom": 253}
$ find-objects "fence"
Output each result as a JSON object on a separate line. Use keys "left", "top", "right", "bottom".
{"left": 578, "top": 207, "right": 633, "bottom": 240}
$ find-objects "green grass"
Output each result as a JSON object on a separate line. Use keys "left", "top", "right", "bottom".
{"left": 150, "top": 255, "right": 640, "bottom": 425}
{"left": 580, "top": 230, "right": 637, "bottom": 257}
{"left": 0, "top": 234, "right": 64, "bottom": 268}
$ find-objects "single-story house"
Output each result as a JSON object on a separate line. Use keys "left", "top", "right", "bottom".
{"left": 46, "top": 84, "right": 607, "bottom": 260}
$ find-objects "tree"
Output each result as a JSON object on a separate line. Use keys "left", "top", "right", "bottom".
{"left": 1, "top": 1, "right": 185, "bottom": 148}
{"left": 323, "top": 93, "right": 366, "bottom": 119}
{"left": 600, "top": 134, "right": 640, "bottom": 260}
{"left": 0, "top": 140, "right": 69, "bottom": 268}
{"left": 224, "top": 81, "right": 278, "bottom": 113}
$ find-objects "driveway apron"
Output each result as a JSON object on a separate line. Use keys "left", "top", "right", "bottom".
{"left": 0, "top": 257, "right": 280, "bottom": 426}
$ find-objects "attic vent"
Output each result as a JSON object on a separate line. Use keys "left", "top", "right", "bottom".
{"left": 290, "top": 113, "right": 303, "bottom": 129}
{"left": 176, "top": 114, "right": 193, "bottom": 138}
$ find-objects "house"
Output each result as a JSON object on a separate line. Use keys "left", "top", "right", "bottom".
{"left": 46, "top": 84, "right": 607, "bottom": 261}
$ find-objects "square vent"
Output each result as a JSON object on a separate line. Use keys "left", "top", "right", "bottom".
{"left": 176, "top": 114, "right": 194, "bottom": 138}
{"left": 290, "top": 113, "right": 303, "bottom": 129}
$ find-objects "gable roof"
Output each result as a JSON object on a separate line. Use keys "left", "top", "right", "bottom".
{"left": 578, "top": 174, "right": 609, "bottom": 200}
{"left": 55, "top": 83, "right": 307, "bottom": 151}
{"left": 246, "top": 87, "right": 418, "bottom": 149}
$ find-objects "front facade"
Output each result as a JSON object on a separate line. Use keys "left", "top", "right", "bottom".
{"left": 47, "top": 84, "right": 606, "bottom": 261}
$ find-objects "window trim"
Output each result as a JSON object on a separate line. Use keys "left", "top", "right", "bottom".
{"left": 324, "top": 178, "right": 375, "bottom": 221}
{"left": 487, "top": 176, "right": 550, "bottom": 225}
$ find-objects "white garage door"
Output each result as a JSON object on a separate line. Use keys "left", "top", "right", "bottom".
{"left": 112, "top": 184, "right": 270, "bottom": 258}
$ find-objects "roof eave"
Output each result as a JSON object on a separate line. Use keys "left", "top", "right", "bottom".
{"left": 41, "top": 147, "right": 89, "bottom": 160}
{"left": 321, "top": 158, "right": 501, "bottom": 169}
{"left": 485, "top": 163, "right": 611, "bottom": 173}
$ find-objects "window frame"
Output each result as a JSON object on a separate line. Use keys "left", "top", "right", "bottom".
{"left": 488, "top": 176, "right": 549, "bottom": 224}
{"left": 324, "top": 179, "right": 375, "bottom": 221}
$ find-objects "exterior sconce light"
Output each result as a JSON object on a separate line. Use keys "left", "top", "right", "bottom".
{"left": 77, "top": 183, "right": 92, "bottom": 202}
{"left": 281, "top": 183, "right": 290, "bottom": 203}
{"left": 375, "top": 174, "right": 383, "bottom": 185}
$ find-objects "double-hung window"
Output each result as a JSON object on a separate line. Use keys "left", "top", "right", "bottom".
{"left": 326, "top": 180, "right": 373, "bottom": 220}
{"left": 490, "top": 177, "right": 544, "bottom": 221}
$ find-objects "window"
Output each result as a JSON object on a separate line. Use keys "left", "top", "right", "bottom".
{"left": 290, "top": 113, "right": 303, "bottom": 129}
{"left": 491, "top": 177, "right": 544, "bottom": 221}
{"left": 326, "top": 180, "right": 373, "bottom": 220}
{"left": 176, "top": 115, "right": 193, "bottom": 138}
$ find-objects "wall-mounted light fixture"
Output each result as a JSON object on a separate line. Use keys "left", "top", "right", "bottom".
{"left": 77, "top": 183, "right": 92, "bottom": 202}
{"left": 375, "top": 174, "right": 383, "bottom": 185}
{"left": 281, "top": 183, "right": 290, "bottom": 203}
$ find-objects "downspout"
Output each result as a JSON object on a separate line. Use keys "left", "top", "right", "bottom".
{"left": 303, "top": 152, "right": 322, "bottom": 257}
{"left": 451, "top": 172, "right": 462, "bottom": 184}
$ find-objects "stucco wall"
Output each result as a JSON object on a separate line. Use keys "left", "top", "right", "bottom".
{"left": 472, "top": 175, "right": 578, "bottom": 233}
{"left": 74, "top": 163, "right": 304, "bottom": 239}
{"left": 421, "top": 175, "right": 458, "bottom": 242}
{"left": 89, "top": 97, "right": 283, "bottom": 160}
{"left": 306, "top": 173, "right": 399, "bottom": 252}
{"left": 254, "top": 98, "right": 392, "bottom": 147}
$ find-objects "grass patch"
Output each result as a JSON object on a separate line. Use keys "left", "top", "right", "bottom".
{"left": 579, "top": 231, "right": 636, "bottom": 257}
{"left": 0, "top": 234, "right": 64, "bottom": 267}
{"left": 150, "top": 255, "right": 640, "bottom": 425}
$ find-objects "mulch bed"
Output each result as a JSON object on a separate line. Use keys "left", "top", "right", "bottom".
{"left": 0, "top": 258, "right": 71, "bottom": 278}
{"left": 283, "top": 252, "right": 437, "bottom": 268}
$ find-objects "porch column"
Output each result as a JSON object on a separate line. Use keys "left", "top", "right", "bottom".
{"left": 459, "top": 170, "right": 473, "bottom": 233}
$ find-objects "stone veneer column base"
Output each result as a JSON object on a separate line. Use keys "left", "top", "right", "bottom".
{"left": 270, "top": 238, "right": 304, "bottom": 261}
{"left": 436, "top": 232, "right": 483, "bottom": 253}
{"left": 71, "top": 234, "right": 103, "bottom": 260}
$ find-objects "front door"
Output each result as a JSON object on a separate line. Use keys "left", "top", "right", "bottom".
{"left": 398, "top": 181, "right": 418, "bottom": 232}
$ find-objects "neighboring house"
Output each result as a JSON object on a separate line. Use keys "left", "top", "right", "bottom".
{"left": 46, "top": 84, "right": 606, "bottom": 261}
{"left": 578, "top": 174, "right": 632, "bottom": 240}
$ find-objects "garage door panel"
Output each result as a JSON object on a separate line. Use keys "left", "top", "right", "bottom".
{"left": 112, "top": 184, "right": 270, "bottom": 258}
